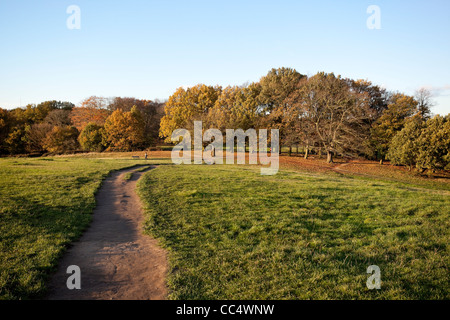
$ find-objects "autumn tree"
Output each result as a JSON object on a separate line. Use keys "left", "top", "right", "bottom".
{"left": 1, "top": 101, "right": 76, "bottom": 155}
{"left": 37, "top": 100, "right": 74, "bottom": 111}
{"left": 386, "top": 117, "right": 424, "bottom": 170}
{"left": 78, "top": 123, "right": 105, "bottom": 152}
{"left": 370, "top": 93, "right": 419, "bottom": 161}
{"left": 108, "top": 97, "right": 166, "bottom": 146}
{"left": 159, "top": 84, "right": 221, "bottom": 143}
{"left": 79, "top": 96, "right": 110, "bottom": 109}
{"left": 289, "top": 72, "right": 373, "bottom": 163}
{"left": 4, "top": 126, "right": 27, "bottom": 154}
{"left": 258, "top": 67, "right": 305, "bottom": 112}
{"left": 103, "top": 106, "right": 146, "bottom": 151}
{"left": 346, "top": 79, "right": 389, "bottom": 119}
{"left": 70, "top": 107, "right": 111, "bottom": 130}
{"left": 280, "top": 78, "right": 317, "bottom": 158}
{"left": 43, "top": 126, "right": 80, "bottom": 154}
{"left": 2, "top": 105, "right": 43, "bottom": 154}
{"left": 44, "top": 109, "right": 72, "bottom": 127}
{"left": 0, "top": 108, "right": 11, "bottom": 154}
{"left": 108, "top": 97, "right": 145, "bottom": 112}
{"left": 24, "top": 123, "right": 53, "bottom": 153}
{"left": 257, "top": 68, "right": 306, "bottom": 151}
{"left": 414, "top": 88, "right": 433, "bottom": 119}
{"left": 21, "top": 104, "right": 53, "bottom": 124}
{"left": 22, "top": 106, "right": 75, "bottom": 153}
{"left": 207, "top": 84, "right": 261, "bottom": 131}
{"left": 387, "top": 114, "right": 449, "bottom": 171}
{"left": 416, "top": 115, "right": 450, "bottom": 171}
{"left": 17, "top": 101, "right": 74, "bottom": 124}
{"left": 140, "top": 100, "right": 165, "bottom": 146}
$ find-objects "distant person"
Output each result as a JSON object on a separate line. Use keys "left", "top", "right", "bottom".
{"left": 145, "top": 152, "right": 148, "bottom": 160}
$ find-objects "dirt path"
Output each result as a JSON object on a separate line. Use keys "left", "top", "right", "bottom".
{"left": 46, "top": 165, "right": 168, "bottom": 300}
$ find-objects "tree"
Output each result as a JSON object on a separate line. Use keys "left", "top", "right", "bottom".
{"left": 0, "top": 108, "right": 11, "bottom": 154}
{"left": 24, "top": 123, "right": 53, "bottom": 153}
{"left": 108, "top": 97, "right": 146, "bottom": 112}
{"left": 4, "top": 126, "right": 27, "bottom": 154}
{"left": 139, "top": 100, "right": 165, "bottom": 146}
{"left": 159, "top": 84, "right": 221, "bottom": 143}
{"left": 70, "top": 107, "right": 111, "bottom": 130}
{"left": 370, "top": 93, "right": 419, "bottom": 161}
{"left": 37, "top": 100, "right": 75, "bottom": 111}
{"left": 17, "top": 101, "right": 74, "bottom": 125}
{"left": 78, "top": 123, "right": 105, "bottom": 152}
{"left": 79, "top": 96, "right": 110, "bottom": 109}
{"left": 279, "top": 79, "right": 318, "bottom": 158}
{"left": 414, "top": 88, "right": 433, "bottom": 119}
{"left": 416, "top": 115, "right": 450, "bottom": 171}
{"left": 386, "top": 114, "right": 449, "bottom": 172}
{"left": 288, "top": 72, "right": 373, "bottom": 163}
{"left": 22, "top": 104, "right": 52, "bottom": 124}
{"left": 103, "top": 106, "right": 146, "bottom": 151}
{"left": 3, "top": 103, "right": 75, "bottom": 155}
{"left": 44, "top": 109, "right": 72, "bottom": 127}
{"left": 207, "top": 83, "right": 261, "bottom": 131}
{"left": 43, "top": 126, "right": 80, "bottom": 154}
{"left": 386, "top": 117, "right": 424, "bottom": 170}
{"left": 258, "top": 67, "right": 305, "bottom": 112}
{"left": 108, "top": 97, "right": 166, "bottom": 146}
{"left": 345, "top": 80, "right": 390, "bottom": 159}
{"left": 346, "top": 79, "right": 389, "bottom": 119}
{"left": 257, "top": 68, "right": 306, "bottom": 149}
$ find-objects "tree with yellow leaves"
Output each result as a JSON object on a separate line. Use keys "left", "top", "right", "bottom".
{"left": 206, "top": 83, "right": 261, "bottom": 131}
{"left": 102, "top": 106, "right": 146, "bottom": 151}
{"left": 43, "top": 126, "right": 80, "bottom": 154}
{"left": 159, "top": 84, "right": 221, "bottom": 143}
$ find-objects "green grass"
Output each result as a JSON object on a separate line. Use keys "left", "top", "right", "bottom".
{"left": 0, "top": 157, "right": 162, "bottom": 300}
{"left": 122, "top": 166, "right": 153, "bottom": 181}
{"left": 122, "top": 172, "right": 134, "bottom": 181}
{"left": 1, "top": 156, "right": 448, "bottom": 300}
{"left": 138, "top": 165, "right": 450, "bottom": 299}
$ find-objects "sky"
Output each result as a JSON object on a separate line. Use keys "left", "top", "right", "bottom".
{"left": 0, "top": 0, "right": 449, "bottom": 115}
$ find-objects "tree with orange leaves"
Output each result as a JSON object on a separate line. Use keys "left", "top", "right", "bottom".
{"left": 70, "top": 107, "right": 111, "bottom": 131}
{"left": 102, "top": 106, "right": 146, "bottom": 151}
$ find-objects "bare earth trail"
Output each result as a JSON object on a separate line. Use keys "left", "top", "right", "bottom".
{"left": 46, "top": 165, "right": 168, "bottom": 300}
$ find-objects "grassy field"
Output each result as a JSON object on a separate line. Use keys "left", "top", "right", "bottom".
{"left": 0, "top": 157, "right": 163, "bottom": 300}
{"left": 138, "top": 164, "right": 449, "bottom": 299}
{"left": 0, "top": 154, "right": 448, "bottom": 300}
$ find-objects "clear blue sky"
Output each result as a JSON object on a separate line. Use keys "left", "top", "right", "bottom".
{"left": 1, "top": 0, "right": 449, "bottom": 115}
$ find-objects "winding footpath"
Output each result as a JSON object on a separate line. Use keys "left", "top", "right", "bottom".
{"left": 46, "top": 165, "right": 168, "bottom": 300}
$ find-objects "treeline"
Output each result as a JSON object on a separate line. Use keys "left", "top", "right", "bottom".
{"left": 159, "top": 67, "right": 449, "bottom": 171}
{"left": 1, "top": 67, "right": 449, "bottom": 171}
{"left": 0, "top": 97, "right": 165, "bottom": 155}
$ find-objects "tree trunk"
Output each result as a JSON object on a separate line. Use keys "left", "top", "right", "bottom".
{"left": 304, "top": 146, "right": 309, "bottom": 159}
{"left": 327, "top": 150, "right": 333, "bottom": 163}
{"left": 289, "top": 146, "right": 292, "bottom": 156}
